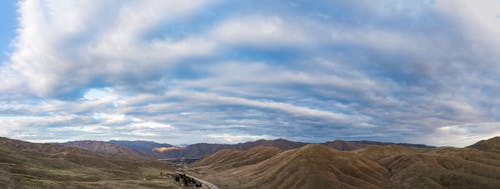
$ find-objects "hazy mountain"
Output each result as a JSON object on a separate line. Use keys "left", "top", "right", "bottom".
{"left": 0, "top": 137, "right": 177, "bottom": 189}
{"left": 189, "top": 136, "right": 500, "bottom": 189}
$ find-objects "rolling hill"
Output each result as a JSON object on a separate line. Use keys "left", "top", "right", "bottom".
{"left": 0, "top": 137, "right": 180, "bottom": 189}
{"left": 189, "top": 136, "right": 500, "bottom": 189}
{"left": 467, "top": 136, "right": 500, "bottom": 153}
{"left": 382, "top": 147, "right": 500, "bottom": 189}
{"left": 191, "top": 144, "right": 390, "bottom": 189}
{"left": 192, "top": 146, "right": 282, "bottom": 170}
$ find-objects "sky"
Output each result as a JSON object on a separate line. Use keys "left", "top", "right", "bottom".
{"left": 0, "top": 0, "right": 500, "bottom": 147}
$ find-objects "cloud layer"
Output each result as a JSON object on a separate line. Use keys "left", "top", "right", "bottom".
{"left": 1, "top": 0, "right": 500, "bottom": 146}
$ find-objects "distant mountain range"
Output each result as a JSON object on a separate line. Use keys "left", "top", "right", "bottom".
{"left": 59, "top": 138, "right": 434, "bottom": 160}
{"left": 189, "top": 137, "right": 500, "bottom": 189}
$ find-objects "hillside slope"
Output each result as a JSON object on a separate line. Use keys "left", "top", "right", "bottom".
{"left": 190, "top": 136, "right": 500, "bottom": 189}
{"left": 193, "top": 146, "right": 282, "bottom": 170}
{"left": 382, "top": 147, "right": 500, "bottom": 189}
{"left": 467, "top": 136, "right": 500, "bottom": 153}
{"left": 0, "top": 137, "right": 179, "bottom": 189}
{"left": 191, "top": 144, "right": 390, "bottom": 189}
{"left": 354, "top": 145, "right": 425, "bottom": 161}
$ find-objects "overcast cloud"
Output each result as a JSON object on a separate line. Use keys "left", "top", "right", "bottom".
{"left": 1, "top": 0, "right": 500, "bottom": 146}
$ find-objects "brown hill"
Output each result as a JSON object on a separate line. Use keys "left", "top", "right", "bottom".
{"left": 191, "top": 144, "right": 390, "bottom": 189}
{"left": 0, "top": 137, "right": 178, "bottom": 189}
{"left": 189, "top": 136, "right": 500, "bottom": 189}
{"left": 467, "top": 136, "right": 500, "bottom": 153}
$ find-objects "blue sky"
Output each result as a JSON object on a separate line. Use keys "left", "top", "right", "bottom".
{"left": 0, "top": 0, "right": 17, "bottom": 64}
{"left": 1, "top": 0, "right": 500, "bottom": 146}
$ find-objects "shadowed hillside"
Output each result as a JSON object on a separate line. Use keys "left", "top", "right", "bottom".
{"left": 0, "top": 137, "right": 180, "bottom": 189}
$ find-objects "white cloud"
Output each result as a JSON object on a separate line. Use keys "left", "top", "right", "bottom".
{"left": 83, "top": 88, "right": 115, "bottom": 101}
{"left": 211, "top": 16, "right": 314, "bottom": 47}
{"left": 6, "top": 0, "right": 215, "bottom": 96}
{"left": 418, "top": 122, "right": 500, "bottom": 147}
{"left": 206, "top": 133, "right": 274, "bottom": 143}
{"left": 164, "top": 90, "right": 370, "bottom": 124}
{"left": 126, "top": 121, "right": 173, "bottom": 130}
{"left": 92, "top": 113, "right": 127, "bottom": 125}
{"left": 50, "top": 125, "right": 111, "bottom": 133}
